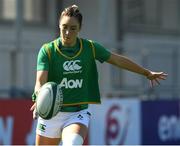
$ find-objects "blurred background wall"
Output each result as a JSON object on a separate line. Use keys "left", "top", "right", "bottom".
{"left": 0, "top": 0, "right": 179, "bottom": 99}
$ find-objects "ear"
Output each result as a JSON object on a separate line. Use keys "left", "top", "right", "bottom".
{"left": 78, "top": 25, "right": 81, "bottom": 32}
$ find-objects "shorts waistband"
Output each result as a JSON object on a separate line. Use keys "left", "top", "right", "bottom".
{"left": 60, "top": 104, "right": 88, "bottom": 112}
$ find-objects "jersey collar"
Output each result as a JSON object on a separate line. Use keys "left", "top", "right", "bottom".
{"left": 54, "top": 37, "right": 83, "bottom": 59}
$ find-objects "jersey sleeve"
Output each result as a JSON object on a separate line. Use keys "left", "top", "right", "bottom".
{"left": 37, "top": 44, "right": 49, "bottom": 71}
{"left": 92, "top": 41, "right": 111, "bottom": 63}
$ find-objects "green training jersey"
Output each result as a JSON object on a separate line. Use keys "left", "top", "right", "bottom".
{"left": 37, "top": 37, "right": 111, "bottom": 105}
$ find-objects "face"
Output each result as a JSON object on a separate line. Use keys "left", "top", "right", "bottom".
{"left": 59, "top": 16, "right": 80, "bottom": 47}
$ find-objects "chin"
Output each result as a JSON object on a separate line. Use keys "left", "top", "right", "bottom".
{"left": 62, "top": 40, "right": 72, "bottom": 46}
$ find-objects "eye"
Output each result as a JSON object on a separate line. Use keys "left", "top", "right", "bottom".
{"left": 61, "top": 25, "right": 67, "bottom": 30}
{"left": 71, "top": 27, "right": 76, "bottom": 31}
{"left": 70, "top": 26, "right": 77, "bottom": 31}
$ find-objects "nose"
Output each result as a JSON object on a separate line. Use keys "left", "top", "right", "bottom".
{"left": 65, "top": 29, "right": 70, "bottom": 35}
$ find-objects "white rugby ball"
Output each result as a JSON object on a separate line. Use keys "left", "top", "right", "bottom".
{"left": 36, "top": 82, "right": 63, "bottom": 119}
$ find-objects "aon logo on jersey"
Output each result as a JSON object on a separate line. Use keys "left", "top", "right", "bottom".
{"left": 60, "top": 78, "right": 83, "bottom": 89}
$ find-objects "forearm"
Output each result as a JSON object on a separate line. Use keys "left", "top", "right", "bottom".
{"left": 32, "top": 82, "right": 42, "bottom": 102}
{"left": 107, "top": 53, "right": 150, "bottom": 77}
{"left": 34, "top": 82, "right": 43, "bottom": 93}
{"left": 34, "top": 71, "right": 48, "bottom": 93}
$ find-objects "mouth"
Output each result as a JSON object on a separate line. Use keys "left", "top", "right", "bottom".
{"left": 64, "top": 37, "right": 70, "bottom": 41}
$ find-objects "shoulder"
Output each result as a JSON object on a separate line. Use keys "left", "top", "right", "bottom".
{"left": 41, "top": 37, "right": 59, "bottom": 54}
{"left": 39, "top": 38, "right": 59, "bottom": 59}
{"left": 80, "top": 38, "right": 103, "bottom": 50}
{"left": 80, "top": 38, "right": 99, "bottom": 45}
{"left": 42, "top": 38, "right": 59, "bottom": 49}
{"left": 80, "top": 38, "right": 90, "bottom": 44}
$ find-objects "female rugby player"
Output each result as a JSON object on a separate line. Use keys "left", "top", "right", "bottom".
{"left": 31, "top": 5, "right": 167, "bottom": 145}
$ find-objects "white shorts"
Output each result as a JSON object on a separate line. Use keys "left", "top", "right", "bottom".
{"left": 36, "top": 108, "right": 91, "bottom": 138}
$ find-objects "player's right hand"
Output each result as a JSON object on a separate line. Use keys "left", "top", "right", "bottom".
{"left": 30, "top": 103, "right": 39, "bottom": 119}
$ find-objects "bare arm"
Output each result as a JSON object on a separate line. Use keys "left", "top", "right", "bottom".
{"left": 30, "top": 70, "right": 48, "bottom": 112}
{"left": 34, "top": 70, "right": 48, "bottom": 93}
{"left": 107, "top": 52, "right": 150, "bottom": 76}
{"left": 106, "top": 52, "right": 167, "bottom": 86}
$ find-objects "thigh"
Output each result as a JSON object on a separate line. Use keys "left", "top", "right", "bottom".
{"left": 36, "top": 113, "right": 63, "bottom": 145}
{"left": 62, "top": 123, "right": 88, "bottom": 140}
{"left": 36, "top": 134, "right": 60, "bottom": 145}
{"left": 61, "top": 109, "right": 91, "bottom": 141}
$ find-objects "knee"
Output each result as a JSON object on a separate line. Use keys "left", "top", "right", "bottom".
{"left": 62, "top": 133, "right": 84, "bottom": 146}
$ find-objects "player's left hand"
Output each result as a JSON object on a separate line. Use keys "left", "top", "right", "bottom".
{"left": 146, "top": 71, "right": 168, "bottom": 87}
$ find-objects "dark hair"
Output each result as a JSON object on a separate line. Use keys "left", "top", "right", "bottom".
{"left": 59, "top": 5, "right": 83, "bottom": 29}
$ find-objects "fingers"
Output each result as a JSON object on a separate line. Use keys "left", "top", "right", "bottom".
{"left": 150, "top": 80, "right": 156, "bottom": 87}
{"left": 30, "top": 103, "right": 38, "bottom": 119}
{"left": 158, "top": 76, "right": 166, "bottom": 80}
{"left": 155, "top": 78, "right": 160, "bottom": 85}
{"left": 33, "top": 108, "right": 39, "bottom": 119}
{"left": 148, "top": 71, "right": 168, "bottom": 87}
{"left": 149, "top": 78, "right": 160, "bottom": 87}
{"left": 30, "top": 103, "right": 36, "bottom": 111}
{"left": 159, "top": 73, "right": 168, "bottom": 80}
{"left": 30, "top": 105, "right": 34, "bottom": 111}
{"left": 160, "top": 72, "right": 168, "bottom": 76}
{"left": 149, "top": 80, "right": 153, "bottom": 88}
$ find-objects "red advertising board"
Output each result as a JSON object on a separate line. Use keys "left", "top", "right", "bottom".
{"left": 0, "top": 99, "right": 35, "bottom": 145}
{"left": 0, "top": 99, "right": 88, "bottom": 145}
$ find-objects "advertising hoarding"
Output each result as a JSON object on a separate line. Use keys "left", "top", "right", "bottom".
{"left": 0, "top": 99, "right": 35, "bottom": 145}
{"left": 89, "top": 98, "right": 141, "bottom": 145}
{"left": 141, "top": 100, "right": 180, "bottom": 145}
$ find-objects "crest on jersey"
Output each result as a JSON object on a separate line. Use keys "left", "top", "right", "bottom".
{"left": 63, "top": 60, "right": 82, "bottom": 74}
